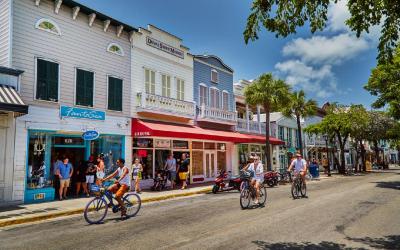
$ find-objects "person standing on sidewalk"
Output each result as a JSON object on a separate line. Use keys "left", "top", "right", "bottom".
{"left": 53, "top": 156, "right": 62, "bottom": 199}
{"left": 86, "top": 156, "right": 96, "bottom": 195}
{"left": 164, "top": 154, "right": 177, "bottom": 189}
{"left": 179, "top": 153, "right": 190, "bottom": 190}
{"left": 75, "top": 160, "right": 89, "bottom": 197}
{"left": 322, "top": 156, "right": 329, "bottom": 176}
{"left": 96, "top": 154, "right": 105, "bottom": 186}
{"left": 57, "top": 156, "right": 73, "bottom": 200}
{"left": 131, "top": 158, "right": 143, "bottom": 193}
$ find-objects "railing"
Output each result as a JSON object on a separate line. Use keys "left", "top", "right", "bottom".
{"left": 136, "top": 92, "right": 196, "bottom": 118}
{"left": 199, "top": 104, "right": 237, "bottom": 122}
{"left": 236, "top": 119, "right": 262, "bottom": 134}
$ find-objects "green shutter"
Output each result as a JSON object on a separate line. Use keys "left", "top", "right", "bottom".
{"left": 76, "top": 69, "right": 94, "bottom": 107}
{"left": 36, "top": 59, "right": 58, "bottom": 101}
{"left": 108, "top": 77, "right": 122, "bottom": 111}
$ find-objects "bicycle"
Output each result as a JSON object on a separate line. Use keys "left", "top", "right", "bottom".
{"left": 84, "top": 183, "right": 141, "bottom": 224}
{"left": 291, "top": 172, "right": 307, "bottom": 199}
{"left": 239, "top": 171, "right": 267, "bottom": 209}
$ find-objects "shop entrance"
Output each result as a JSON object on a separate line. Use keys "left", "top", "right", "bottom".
{"left": 204, "top": 151, "right": 217, "bottom": 180}
{"left": 51, "top": 147, "right": 86, "bottom": 169}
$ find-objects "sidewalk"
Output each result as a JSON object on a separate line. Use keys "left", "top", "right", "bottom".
{"left": 0, "top": 184, "right": 212, "bottom": 228}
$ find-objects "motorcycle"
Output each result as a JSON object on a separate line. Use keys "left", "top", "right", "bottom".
{"left": 264, "top": 171, "right": 279, "bottom": 187}
{"left": 212, "top": 170, "right": 243, "bottom": 194}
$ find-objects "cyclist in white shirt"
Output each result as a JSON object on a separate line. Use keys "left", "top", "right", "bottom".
{"left": 243, "top": 156, "right": 264, "bottom": 204}
{"left": 288, "top": 153, "right": 308, "bottom": 185}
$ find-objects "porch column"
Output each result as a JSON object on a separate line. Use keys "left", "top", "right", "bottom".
{"left": 245, "top": 104, "right": 250, "bottom": 132}
{"left": 257, "top": 105, "right": 261, "bottom": 134}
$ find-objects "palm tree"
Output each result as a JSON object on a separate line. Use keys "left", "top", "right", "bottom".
{"left": 282, "top": 90, "right": 317, "bottom": 157}
{"left": 244, "top": 73, "right": 291, "bottom": 170}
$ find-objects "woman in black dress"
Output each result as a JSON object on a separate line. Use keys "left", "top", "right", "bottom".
{"left": 75, "top": 160, "right": 88, "bottom": 197}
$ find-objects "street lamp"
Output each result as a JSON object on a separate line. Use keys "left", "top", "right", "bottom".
{"left": 322, "top": 134, "right": 331, "bottom": 176}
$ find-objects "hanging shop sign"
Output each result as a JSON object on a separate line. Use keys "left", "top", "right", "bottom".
{"left": 82, "top": 130, "right": 100, "bottom": 141}
{"left": 60, "top": 106, "right": 105, "bottom": 121}
{"left": 146, "top": 36, "right": 184, "bottom": 59}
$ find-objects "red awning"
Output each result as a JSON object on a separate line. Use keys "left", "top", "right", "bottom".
{"left": 132, "top": 119, "right": 284, "bottom": 145}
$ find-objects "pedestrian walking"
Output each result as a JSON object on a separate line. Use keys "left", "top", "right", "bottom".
{"left": 178, "top": 153, "right": 190, "bottom": 190}
{"left": 57, "top": 156, "right": 73, "bottom": 201}
{"left": 74, "top": 160, "right": 89, "bottom": 197}
{"left": 164, "top": 154, "right": 177, "bottom": 189}
{"left": 86, "top": 156, "right": 96, "bottom": 195}
{"left": 96, "top": 154, "right": 105, "bottom": 186}
{"left": 322, "top": 156, "right": 329, "bottom": 175}
{"left": 131, "top": 158, "right": 143, "bottom": 193}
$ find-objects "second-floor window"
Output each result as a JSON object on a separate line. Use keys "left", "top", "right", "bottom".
{"left": 75, "top": 69, "right": 94, "bottom": 107}
{"left": 176, "top": 78, "right": 185, "bottom": 100}
{"left": 36, "top": 58, "right": 59, "bottom": 102}
{"left": 287, "top": 128, "right": 292, "bottom": 146}
{"left": 278, "top": 126, "right": 285, "bottom": 141}
{"left": 199, "top": 85, "right": 208, "bottom": 106}
{"left": 210, "top": 88, "right": 220, "bottom": 108}
{"left": 222, "top": 91, "right": 229, "bottom": 110}
{"left": 211, "top": 69, "right": 218, "bottom": 83}
{"left": 161, "top": 74, "right": 171, "bottom": 97}
{"left": 145, "top": 69, "right": 155, "bottom": 94}
{"left": 108, "top": 76, "right": 123, "bottom": 111}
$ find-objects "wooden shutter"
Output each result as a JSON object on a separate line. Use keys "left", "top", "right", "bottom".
{"left": 76, "top": 69, "right": 94, "bottom": 107}
{"left": 108, "top": 76, "right": 122, "bottom": 111}
{"left": 36, "top": 59, "right": 58, "bottom": 101}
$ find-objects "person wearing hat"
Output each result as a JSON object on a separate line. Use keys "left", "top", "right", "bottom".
{"left": 288, "top": 153, "right": 308, "bottom": 188}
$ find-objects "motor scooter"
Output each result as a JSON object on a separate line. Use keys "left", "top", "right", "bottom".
{"left": 264, "top": 171, "right": 279, "bottom": 187}
{"left": 212, "top": 170, "right": 242, "bottom": 194}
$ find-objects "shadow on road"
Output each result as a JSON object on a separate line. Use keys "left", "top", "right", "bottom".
{"left": 374, "top": 181, "right": 400, "bottom": 190}
{"left": 252, "top": 235, "right": 400, "bottom": 250}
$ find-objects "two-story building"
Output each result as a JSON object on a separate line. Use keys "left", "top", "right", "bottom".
{"left": 1, "top": 0, "right": 134, "bottom": 203}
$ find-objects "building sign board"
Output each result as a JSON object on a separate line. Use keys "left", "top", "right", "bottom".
{"left": 60, "top": 106, "right": 105, "bottom": 121}
{"left": 146, "top": 36, "right": 184, "bottom": 59}
{"left": 82, "top": 130, "right": 100, "bottom": 141}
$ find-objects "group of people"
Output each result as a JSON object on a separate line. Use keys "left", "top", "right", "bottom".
{"left": 53, "top": 155, "right": 106, "bottom": 200}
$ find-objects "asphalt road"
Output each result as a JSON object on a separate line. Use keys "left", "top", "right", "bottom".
{"left": 1, "top": 171, "right": 399, "bottom": 250}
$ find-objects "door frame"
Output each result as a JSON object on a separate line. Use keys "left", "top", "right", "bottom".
{"left": 204, "top": 150, "right": 217, "bottom": 181}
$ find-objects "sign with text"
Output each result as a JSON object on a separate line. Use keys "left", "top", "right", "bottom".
{"left": 60, "top": 106, "right": 105, "bottom": 121}
{"left": 82, "top": 130, "right": 100, "bottom": 141}
{"left": 146, "top": 36, "right": 184, "bottom": 59}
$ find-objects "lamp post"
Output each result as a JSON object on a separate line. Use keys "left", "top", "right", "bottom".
{"left": 322, "top": 134, "right": 331, "bottom": 176}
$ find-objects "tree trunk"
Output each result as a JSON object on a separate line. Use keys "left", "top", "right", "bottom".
{"left": 336, "top": 133, "right": 346, "bottom": 174}
{"left": 354, "top": 143, "right": 359, "bottom": 173}
{"left": 264, "top": 105, "right": 272, "bottom": 171}
{"left": 360, "top": 140, "right": 366, "bottom": 172}
{"left": 373, "top": 140, "right": 379, "bottom": 164}
{"left": 296, "top": 114, "right": 303, "bottom": 156}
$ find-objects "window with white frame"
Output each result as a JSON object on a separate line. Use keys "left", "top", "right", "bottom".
{"left": 145, "top": 69, "right": 155, "bottom": 94}
{"left": 107, "top": 43, "right": 124, "bottom": 56}
{"left": 211, "top": 69, "right": 218, "bottom": 83}
{"left": 161, "top": 74, "right": 171, "bottom": 97}
{"left": 222, "top": 91, "right": 229, "bottom": 110}
{"left": 199, "top": 85, "right": 208, "bottom": 106}
{"left": 176, "top": 78, "right": 185, "bottom": 100}
{"left": 35, "top": 18, "right": 61, "bottom": 36}
{"left": 210, "top": 88, "right": 220, "bottom": 108}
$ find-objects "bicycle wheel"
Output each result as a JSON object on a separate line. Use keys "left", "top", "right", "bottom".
{"left": 240, "top": 188, "right": 251, "bottom": 209}
{"left": 84, "top": 197, "right": 108, "bottom": 224}
{"left": 259, "top": 186, "right": 267, "bottom": 205}
{"left": 123, "top": 193, "right": 141, "bottom": 218}
{"left": 291, "top": 181, "right": 299, "bottom": 199}
{"left": 300, "top": 181, "right": 307, "bottom": 197}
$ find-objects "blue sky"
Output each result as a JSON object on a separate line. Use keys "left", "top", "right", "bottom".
{"left": 77, "top": 0, "right": 379, "bottom": 108}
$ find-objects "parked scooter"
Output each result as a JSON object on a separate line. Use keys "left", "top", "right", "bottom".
{"left": 212, "top": 170, "right": 243, "bottom": 194}
{"left": 264, "top": 171, "right": 279, "bottom": 187}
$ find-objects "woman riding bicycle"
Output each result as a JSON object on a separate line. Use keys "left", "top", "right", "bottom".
{"left": 288, "top": 153, "right": 307, "bottom": 186}
{"left": 242, "top": 156, "right": 264, "bottom": 205}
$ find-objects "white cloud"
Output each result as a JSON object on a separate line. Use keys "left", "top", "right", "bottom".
{"left": 282, "top": 33, "right": 370, "bottom": 65}
{"left": 327, "top": 0, "right": 351, "bottom": 32}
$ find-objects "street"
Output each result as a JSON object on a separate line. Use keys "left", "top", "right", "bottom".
{"left": 1, "top": 171, "right": 399, "bottom": 250}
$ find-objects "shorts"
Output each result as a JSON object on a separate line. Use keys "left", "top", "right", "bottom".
{"left": 179, "top": 172, "right": 188, "bottom": 181}
{"left": 108, "top": 184, "right": 129, "bottom": 198}
{"left": 96, "top": 171, "right": 105, "bottom": 179}
{"left": 252, "top": 177, "right": 264, "bottom": 184}
{"left": 60, "top": 178, "right": 70, "bottom": 188}
{"left": 168, "top": 171, "right": 177, "bottom": 182}
{"left": 86, "top": 175, "right": 94, "bottom": 184}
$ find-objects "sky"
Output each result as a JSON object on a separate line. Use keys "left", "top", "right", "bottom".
{"left": 76, "top": 0, "right": 380, "bottom": 108}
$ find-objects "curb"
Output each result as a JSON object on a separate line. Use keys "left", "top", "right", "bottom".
{"left": 0, "top": 187, "right": 212, "bottom": 228}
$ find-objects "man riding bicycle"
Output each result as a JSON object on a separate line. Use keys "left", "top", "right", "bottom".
{"left": 99, "top": 158, "right": 130, "bottom": 217}
{"left": 243, "top": 156, "right": 264, "bottom": 205}
{"left": 288, "top": 153, "right": 307, "bottom": 187}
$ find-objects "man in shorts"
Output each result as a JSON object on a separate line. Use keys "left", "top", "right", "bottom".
{"left": 288, "top": 153, "right": 308, "bottom": 186}
{"left": 85, "top": 156, "right": 96, "bottom": 196}
{"left": 100, "top": 158, "right": 130, "bottom": 216}
{"left": 164, "top": 154, "right": 177, "bottom": 189}
{"left": 57, "top": 156, "right": 73, "bottom": 201}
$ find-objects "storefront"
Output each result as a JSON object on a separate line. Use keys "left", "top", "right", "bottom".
{"left": 17, "top": 106, "right": 130, "bottom": 203}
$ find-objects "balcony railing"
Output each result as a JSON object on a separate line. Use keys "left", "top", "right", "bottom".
{"left": 136, "top": 92, "right": 196, "bottom": 118}
{"left": 237, "top": 119, "right": 261, "bottom": 134}
{"left": 198, "top": 104, "right": 237, "bottom": 123}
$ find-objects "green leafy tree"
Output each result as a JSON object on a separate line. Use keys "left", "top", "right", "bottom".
{"left": 244, "top": 73, "right": 291, "bottom": 170}
{"left": 244, "top": 0, "right": 400, "bottom": 63}
{"left": 282, "top": 90, "right": 318, "bottom": 157}
{"left": 365, "top": 46, "right": 400, "bottom": 120}
{"left": 348, "top": 105, "right": 369, "bottom": 172}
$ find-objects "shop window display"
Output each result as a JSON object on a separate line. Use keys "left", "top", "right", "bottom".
{"left": 27, "top": 132, "right": 52, "bottom": 189}
{"left": 133, "top": 149, "right": 153, "bottom": 179}
{"left": 217, "top": 151, "right": 226, "bottom": 173}
{"left": 192, "top": 151, "right": 204, "bottom": 175}
{"left": 91, "top": 135, "right": 124, "bottom": 175}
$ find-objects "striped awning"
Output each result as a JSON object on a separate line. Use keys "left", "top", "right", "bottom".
{"left": 0, "top": 85, "right": 28, "bottom": 114}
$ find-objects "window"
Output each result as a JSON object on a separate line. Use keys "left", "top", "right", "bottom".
{"left": 145, "top": 69, "right": 156, "bottom": 94}
{"left": 176, "top": 78, "right": 185, "bottom": 100}
{"left": 287, "top": 128, "right": 292, "bottom": 146}
{"left": 211, "top": 69, "right": 218, "bottom": 83}
{"left": 35, "top": 18, "right": 61, "bottom": 36}
{"left": 108, "top": 76, "right": 123, "bottom": 111}
{"left": 210, "top": 88, "right": 220, "bottom": 108}
{"left": 278, "top": 126, "right": 285, "bottom": 141}
{"left": 161, "top": 74, "right": 171, "bottom": 97}
{"left": 36, "top": 58, "right": 59, "bottom": 102}
{"left": 199, "top": 85, "right": 208, "bottom": 106}
{"left": 75, "top": 69, "right": 94, "bottom": 107}
{"left": 107, "top": 43, "right": 124, "bottom": 56}
{"left": 222, "top": 91, "right": 229, "bottom": 110}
